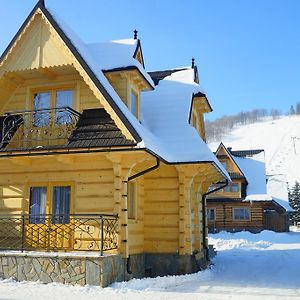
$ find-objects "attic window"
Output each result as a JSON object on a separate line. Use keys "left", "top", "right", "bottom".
{"left": 130, "top": 91, "right": 139, "bottom": 119}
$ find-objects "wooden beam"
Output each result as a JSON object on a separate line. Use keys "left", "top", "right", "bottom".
{"left": 38, "top": 68, "right": 57, "bottom": 80}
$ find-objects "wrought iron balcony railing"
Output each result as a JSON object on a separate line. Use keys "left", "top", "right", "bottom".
{"left": 0, "top": 214, "right": 118, "bottom": 255}
{"left": 0, "top": 107, "right": 81, "bottom": 150}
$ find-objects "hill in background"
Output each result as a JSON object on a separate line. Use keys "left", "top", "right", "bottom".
{"left": 208, "top": 115, "right": 300, "bottom": 187}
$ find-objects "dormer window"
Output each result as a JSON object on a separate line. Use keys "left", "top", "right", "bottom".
{"left": 130, "top": 90, "right": 140, "bottom": 120}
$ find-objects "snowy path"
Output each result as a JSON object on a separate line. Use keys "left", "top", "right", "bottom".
{"left": 0, "top": 230, "right": 300, "bottom": 299}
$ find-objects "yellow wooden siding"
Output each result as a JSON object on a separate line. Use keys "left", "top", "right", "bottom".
{"left": 128, "top": 176, "right": 145, "bottom": 254}
{"left": 106, "top": 75, "right": 128, "bottom": 106}
{"left": 144, "top": 165, "right": 179, "bottom": 253}
{"left": 1, "top": 14, "right": 72, "bottom": 73}
{"left": 0, "top": 154, "right": 114, "bottom": 214}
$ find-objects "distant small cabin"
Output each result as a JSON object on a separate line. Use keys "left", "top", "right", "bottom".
{"left": 207, "top": 143, "right": 291, "bottom": 233}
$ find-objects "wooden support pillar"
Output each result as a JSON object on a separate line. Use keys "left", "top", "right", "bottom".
{"left": 108, "top": 153, "right": 132, "bottom": 258}
{"left": 120, "top": 167, "right": 131, "bottom": 258}
{"left": 202, "top": 181, "right": 211, "bottom": 249}
{"left": 193, "top": 178, "right": 202, "bottom": 253}
{"left": 178, "top": 171, "right": 185, "bottom": 255}
{"left": 177, "top": 168, "right": 194, "bottom": 255}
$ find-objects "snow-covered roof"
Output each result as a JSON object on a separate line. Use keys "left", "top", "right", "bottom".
{"left": 86, "top": 39, "right": 153, "bottom": 87}
{"left": 228, "top": 149, "right": 292, "bottom": 211}
{"left": 232, "top": 151, "right": 266, "bottom": 195}
{"left": 141, "top": 68, "right": 229, "bottom": 168}
{"left": 43, "top": 6, "right": 229, "bottom": 179}
{"left": 266, "top": 175, "right": 292, "bottom": 211}
{"left": 87, "top": 39, "right": 138, "bottom": 70}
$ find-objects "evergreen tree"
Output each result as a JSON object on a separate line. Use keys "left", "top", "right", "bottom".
{"left": 290, "top": 105, "right": 296, "bottom": 115}
{"left": 296, "top": 102, "right": 300, "bottom": 115}
{"left": 289, "top": 181, "right": 300, "bottom": 224}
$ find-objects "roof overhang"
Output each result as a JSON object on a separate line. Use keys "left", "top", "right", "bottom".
{"left": 103, "top": 66, "right": 154, "bottom": 91}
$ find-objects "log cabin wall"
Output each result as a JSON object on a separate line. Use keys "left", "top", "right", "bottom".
{"left": 0, "top": 154, "right": 115, "bottom": 216}
{"left": 207, "top": 201, "right": 264, "bottom": 232}
{"left": 143, "top": 164, "right": 179, "bottom": 254}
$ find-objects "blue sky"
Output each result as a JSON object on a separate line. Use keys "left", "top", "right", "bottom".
{"left": 0, "top": 0, "right": 299, "bottom": 120}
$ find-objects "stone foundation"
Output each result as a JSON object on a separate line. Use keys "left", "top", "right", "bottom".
{"left": 144, "top": 251, "right": 208, "bottom": 278}
{"left": 0, "top": 252, "right": 126, "bottom": 287}
{"left": 0, "top": 251, "right": 208, "bottom": 287}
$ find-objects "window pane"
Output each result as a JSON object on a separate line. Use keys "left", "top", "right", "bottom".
{"left": 210, "top": 209, "right": 215, "bottom": 220}
{"left": 234, "top": 208, "right": 241, "bottom": 220}
{"left": 52, "top": 186, "right": 71, "bottom": 224}
{"left": 224, "top": 185, "right": 230, "bottom": 192}
{"left": 244, "top": 209, "right": 250, "bottom": 220}
{"left": 231, "top": 183, "right": 239, "bottom": 192}
{"left": 33, "top": 93, "right": 51, "bottom": 127}
{"left": 207, "top": 209, "right": 215, "bottom": 221}
{"left": 56, "top": 90, "right": 73, "bottom": 124}
{"left": 130, "top": 93, "right": 138, "bottom": 117}
{"left": 234, "top": 208, "right": 250, "bottom": 220}
{"left": 29, "top": 187, "right": 47, "bottom": 224}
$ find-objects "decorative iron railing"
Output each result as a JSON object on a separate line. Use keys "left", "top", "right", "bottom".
{"left": 0, "top": 214, "right": 118, "bottom": 255}
{"left": 0, "top": 107, "right": 81, "bottom": 149}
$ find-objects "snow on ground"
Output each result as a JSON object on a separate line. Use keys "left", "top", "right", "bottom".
{"left": 0, "top": 230, "right": 300, "bottom": 300}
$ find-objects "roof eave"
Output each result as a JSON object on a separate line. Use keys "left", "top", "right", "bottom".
{"left": 103, "top": 66, "right": 154, "bottom": 90}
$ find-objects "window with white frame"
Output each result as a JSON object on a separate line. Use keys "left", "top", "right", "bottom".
{"left": 233, "top": 208, "right": 250, "bottom": 220}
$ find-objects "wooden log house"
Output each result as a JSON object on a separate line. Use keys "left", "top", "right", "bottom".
{"left": 0, "top": 1, "right": 229, "bottom": 286}
{"left": 207, "top": 143, "right": 290, "bottom": 233}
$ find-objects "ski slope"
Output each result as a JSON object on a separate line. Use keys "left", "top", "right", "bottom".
{"left": 209, "top": 115, "right": 300, "bottom": 186}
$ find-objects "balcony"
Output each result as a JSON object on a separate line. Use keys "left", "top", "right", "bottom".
{"left": 0, "top": 214, "right": 118, "bottom": 255}
{"left": 0, "top": 107, "right": 81, "bottom": 151}
{"left": 0, "top": 107, "right": 136, "bottom": 153}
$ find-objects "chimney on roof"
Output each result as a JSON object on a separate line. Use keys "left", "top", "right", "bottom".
{"left": 134, "top": 29, "right": 138, "bottom": 40}
{"left": 191, "top": 57, "right": 195, "bottom": 69}
{"left": 39, "top": 0, "right": 45, "bottom": 7}
{"left": 228, "top": 147, "right": 232, "bottom": 152}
